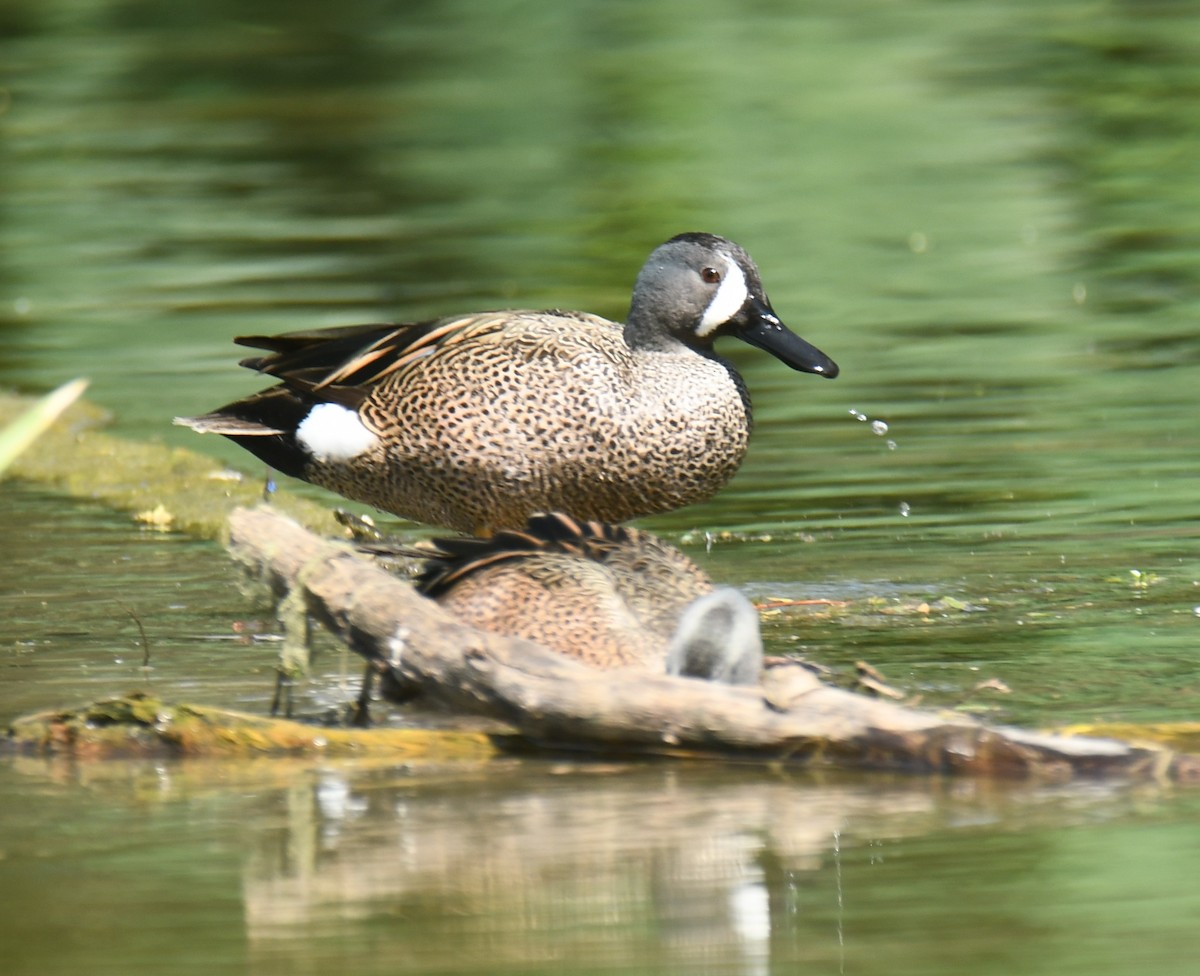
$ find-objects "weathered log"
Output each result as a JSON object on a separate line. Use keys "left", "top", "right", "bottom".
{"left": 228, "top": 506, "right": 1200, "bottom": 780}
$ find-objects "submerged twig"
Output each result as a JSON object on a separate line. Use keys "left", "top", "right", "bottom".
{"left": 117, "top": 600, "right": 152, "bottom": 669}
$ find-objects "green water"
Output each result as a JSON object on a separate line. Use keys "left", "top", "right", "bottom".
{"left": 3, "top": 1, "right": 1200, "bottom": 972}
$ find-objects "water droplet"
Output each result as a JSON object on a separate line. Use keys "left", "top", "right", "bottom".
{"left": 13, "top": 297, "right": 31, "bottom": 316}
{"left": 870, "top": 420, "right": 889, "bottom": 436}
{"left": 898, "top": 502, "right": 911, "bottom": 517}
{"left": 908, "top": 231, "right": 929, "bottom": 254}
{"left": 848, "top": 409, "right": 867, "bottom": 422}
{"left": 1072, "top": 282, "right": 1087, "bottom": 305}
{"left": 886, "top": 440, "right": 897, "bottom": 450}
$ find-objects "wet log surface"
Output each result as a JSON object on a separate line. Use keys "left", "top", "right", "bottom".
{"left": 225, "top": 506, "right": 1200, "bottom": 781}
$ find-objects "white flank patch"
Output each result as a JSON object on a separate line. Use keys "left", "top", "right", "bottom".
{"left": 696, "top": 257, "right": 749, "bottom": 337}
{"left": 296, "top": 403, "right": 378, "bottom": 462}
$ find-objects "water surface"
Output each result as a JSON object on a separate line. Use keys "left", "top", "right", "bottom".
{"left": 3, "top": 1, "right": 1200, "bottom": 973}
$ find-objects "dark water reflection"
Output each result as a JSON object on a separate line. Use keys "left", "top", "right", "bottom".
{"left": 4, "top": 0, "right": 1200, "bottom": 973}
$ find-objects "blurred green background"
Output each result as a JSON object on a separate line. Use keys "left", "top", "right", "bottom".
{"left": 2, "top": 3, "right": 1200, "bottom": 974}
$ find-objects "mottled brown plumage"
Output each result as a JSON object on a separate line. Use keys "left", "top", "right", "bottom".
{"left": 177, "top": 233, "right": 837, "bottom": 533}
{"left": 413, "top": 513, "right": 761, "bottom": 681}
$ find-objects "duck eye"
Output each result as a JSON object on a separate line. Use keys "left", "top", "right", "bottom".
{"left": 700, "top": 267, "right": 721, "bottom": 284}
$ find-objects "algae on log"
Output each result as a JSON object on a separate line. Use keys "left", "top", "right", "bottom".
{"left": 0, "top": 390, "right": 343, "bottom": 540}
{"left": 226, "top": 505, "right": 1200, "bottom": 781}
{"left": 5, "top": 691, "right": 503, "bottom": 761}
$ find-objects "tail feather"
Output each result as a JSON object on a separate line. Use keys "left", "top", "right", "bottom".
{"left": 173, "top": 386, "right": 314, "bottom": 478}
{"left": 173, "top": 414, "right": 283, "bottom": 436}
{"left": 409, "top": 513, "right": 647, "bottom": 597}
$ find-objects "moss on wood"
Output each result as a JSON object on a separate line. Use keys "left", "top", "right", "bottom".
{"left": 5, "top": 691, "right": 504, "bottom": 760}
{"left": 0, "top": 389, "right": 343, "bottom": 540}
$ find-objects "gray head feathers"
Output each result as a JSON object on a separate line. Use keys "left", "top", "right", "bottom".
{"left": 665, "top": 586, "right": 763, "bottom": 686}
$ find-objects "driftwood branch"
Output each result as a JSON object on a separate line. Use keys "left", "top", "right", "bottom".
{"left": 228, "top": 506, "right": 1200, "bottom": 780}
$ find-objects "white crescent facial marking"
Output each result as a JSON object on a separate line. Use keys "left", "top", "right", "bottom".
{"left": 696, "top": 257, "right": 749, "bottom": 338}
{"left": 296, "top": 403, "right": 378, "bottom": 462}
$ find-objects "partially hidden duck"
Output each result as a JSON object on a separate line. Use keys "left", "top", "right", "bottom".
{"left": 394, "top": 512, "right": 764, "bottom": 687}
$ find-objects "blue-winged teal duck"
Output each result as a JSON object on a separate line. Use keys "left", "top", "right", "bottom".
{"left": 178, "top": 233, "right": 838, "bottom": 534}
{"left": 396, "top": 513, "right": 762, "bottom": 686}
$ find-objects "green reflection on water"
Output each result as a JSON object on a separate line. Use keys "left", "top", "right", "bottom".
{"left": 3, "top": 1, "right": 1200, "bottom": 973}
{"left": 2, "top": 0, "right": 1196, "bottom": 725}
{"left": 2, "top": 0, "right": 1197, "bottom": 728}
